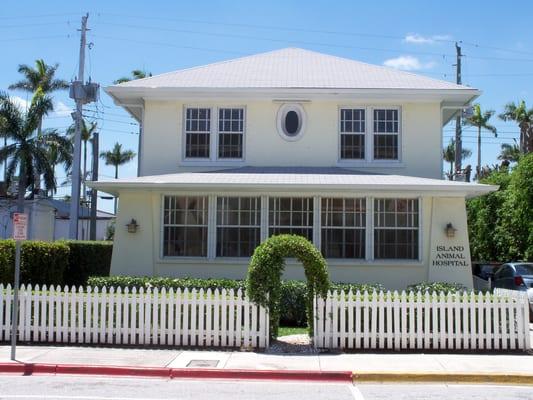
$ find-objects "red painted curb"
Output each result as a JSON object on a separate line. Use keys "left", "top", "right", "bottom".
{"left": 170, "top": 368, "right": 352, "bottom": 382}
{"left": 0, "top": 362, "right": 352, "bottom": 382}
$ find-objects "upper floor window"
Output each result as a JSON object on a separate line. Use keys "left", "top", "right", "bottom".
{"left": 185, "top": 108, "right": 211, "bottom": 158}
{"left": 277, "top": 104, "right": 306, "bottom": 141}
{"left": 269, "top": 197, "right": 313, "bottom": 242}
{"left": 340, "top": 108, "right": 365, "bottom": 160}
{"left": 218, "top": 108, "right": 244, "bottom": 159}
{"left": 373, "top": 109, "right": 399, "bottom": 160}
{"left": 216, "top": 196, "right": 261, "bottom": 257}
{"left": 374, "top": 198, "right": 418, "bottom": 260}
{"left": 185, "top": 107, "right": 245, "bottom": 161}
{"left": 163, "top": 196, "right": 208, "bottom": 257}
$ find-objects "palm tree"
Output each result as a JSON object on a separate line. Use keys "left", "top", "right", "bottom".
{"left": 8, "top": 59, "right": 69, "bottom": 135}
{"left": 46, "top": 138, "right": 73, "bottom": 197}
{"left": 442, "top": 138, "right": 472, "bottom": 180}
{"left": 68, "top": 120, "right": 97, "bottom": 200}
{"left": 114, "top": 69, "right": 152, "bottom": 84}
{"left": 499, "top": 101, "right": 533, "bottom": 154}
{"left": 0, "top": 92, "right": 70, "bottom": 213}
{"left": 498, "top": 141, "right": 521, "bottom": 166}
{"left": 463, "top": 104, "right": 497, "bottom": 178}
{"left": 100, "top": 143, "right": 136, "bottom": 213}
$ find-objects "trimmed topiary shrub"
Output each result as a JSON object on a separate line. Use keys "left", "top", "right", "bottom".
{"left": 246, "top": 234, "right": 330, "bottom": 338}
{"left": 62, "top": 241, "right": 113, "bottom": 286}
{"left": 0, "top": 239, "right": 70, "bottom": 285}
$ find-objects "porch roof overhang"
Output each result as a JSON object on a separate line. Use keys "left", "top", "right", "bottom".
{"left": 87, "top": 167, "right": 497, "bottom": 198}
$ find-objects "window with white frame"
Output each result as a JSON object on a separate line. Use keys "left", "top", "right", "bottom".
{"left": 374, "top": 198, "right": 419, "bottom": 260}
{"left": 216, "top": 196, "right": 260, "bottom": 257}
{"left": 269, "top": 197, "right": 313, "bottom": 241}
{"left": 163, "top": 196, "right": 208, "bottom": 257}
{"left": 218, "top": 108, "right": 244, "bottom": 159}
{"left": 373, "top": 109, "right": 399, "bottom": 160}
{"left": 321, "top": 198, "right": 366, "bottom": 259}
{"left": 340, "top": 108, "right": 365, "bottom": 160}
{"left": 185, "top": 108, "right": 211, "bottom": 158}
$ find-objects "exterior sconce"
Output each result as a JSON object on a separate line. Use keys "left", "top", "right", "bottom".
{"left": 445, "top": 223, "right": 457, "bottom": 238}
{"left": 126, "top": 219, "right": 139, "bottom": 233}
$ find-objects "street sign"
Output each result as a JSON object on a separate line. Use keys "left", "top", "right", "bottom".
{"left": 12, "top": 213, "right": 28, "bottom": 241}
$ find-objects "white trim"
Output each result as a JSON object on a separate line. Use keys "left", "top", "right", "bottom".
{"left": 215, "top": 106, "right": 246, "bottom": 162}
{"left": 276, "top": 103, "right": 307, "bottom": 142}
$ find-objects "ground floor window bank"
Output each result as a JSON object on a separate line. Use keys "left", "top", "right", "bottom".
{"left": 89, "top": 168, "right": 496, "bottom": 290}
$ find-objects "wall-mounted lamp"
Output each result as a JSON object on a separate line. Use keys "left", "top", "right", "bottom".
{"left": 445, "top": 223, "right": 457, "bottom": 238}
{"left": 126, "top": 219, "right": 139, "bottom": 233}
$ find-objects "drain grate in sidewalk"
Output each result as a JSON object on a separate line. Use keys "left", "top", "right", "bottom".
{"left": 186, "top": 360, "right": 219, "bottom": 368}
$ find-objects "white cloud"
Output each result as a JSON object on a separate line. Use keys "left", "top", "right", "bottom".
{"left": 404, "top": 33, "right": 452, "bottom": 45}
{"left": 52, "top": 101, "right": 73, "bottom": 118}
{"left": 11, "top": 96, "right": 30, "bottom": 111}
{"left": 8, "top": 95, "right": 72, "bottom": 118}
{"left": 383, "top": 56, "right": 436, "bottom": 71}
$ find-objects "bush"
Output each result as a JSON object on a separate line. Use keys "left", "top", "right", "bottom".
{"left": 62, "top": 241, "right": 113, "bottom": 286}
{"left": 87, "top": 275, "right": 385, "bottom": 329}
{"left": 0, "top": 240, "right": 70, "bottom": 286}
{"left": 406, "top": 281, "right": 467, "bottom": 294}
{"left": 246, "top": 234, "right": 330, "bottom": 338}
{"left": 0, "top": 240, "right": 112, "bottom": 287}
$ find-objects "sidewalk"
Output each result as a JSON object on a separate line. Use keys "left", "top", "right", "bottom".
{"left": 1, "top": 344, "right": 532, "bottom": 383}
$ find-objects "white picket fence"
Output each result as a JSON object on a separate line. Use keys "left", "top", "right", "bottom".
{"left": 0, "top": 284, "right": 269, "bottom": 348}
{"left": 314, "top": 290, "right": 531, "bottom": 351}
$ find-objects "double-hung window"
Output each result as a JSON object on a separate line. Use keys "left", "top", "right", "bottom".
{"left": 218, "top": 108, "right": 244, "bottom": 159}
{"left": 163, "top": 196, "right": 208, "bottom": 257}
{"left": 340, "top": 108, "right": 365, "bottom": 160}
{"left": 216, "top": 197, "right": 261, "bottom": 257}
{"left": 374, "top": 198, "right": 419, "bottom": 260}
{"left": 185, "top": 108, "right": 211, "bottom": 158}
{"left": 373, "top": 108, "right": 399, "bottom": 160}
{"left": 321, "top": 198, "right": 366, "bottom": 259}
{"left": 269, "top": 197, "right": 313, "bottom": 242}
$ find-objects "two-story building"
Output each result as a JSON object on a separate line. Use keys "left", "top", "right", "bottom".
{"left": 90, "top": 48, "right": 497, "bottom": 289}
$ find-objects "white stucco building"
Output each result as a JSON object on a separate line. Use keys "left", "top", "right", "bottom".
{"left": 90, "top": 48, "right": 496, "bottom": 289}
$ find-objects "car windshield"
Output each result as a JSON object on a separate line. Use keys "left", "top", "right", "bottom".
{"left": 515, "top": 264, "right": 533, "bottom": 275}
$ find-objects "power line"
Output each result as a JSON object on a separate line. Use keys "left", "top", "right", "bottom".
{"left": 0, "top": 34, "right": 73, "bottom": 42}
{"left": 0, "top": 12, "right": 80, "bottom": 20}
{"left": 94, "top": 22, "right": 453, "bottom": 58}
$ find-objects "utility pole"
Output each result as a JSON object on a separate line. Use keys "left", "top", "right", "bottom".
{"left": 89, "top": 131, "right": 99, "bottom": 240}
{"left": 454, "top": 42, "right": 463, "bottom": 177}
{"left": 69, "top": 14, "right": 89, "bottom": 239}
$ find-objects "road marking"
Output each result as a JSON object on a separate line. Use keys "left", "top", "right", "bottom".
{"left": 0, "top": 396, "right": 175, "bottom": 400}
{"left": 349, "top": 385, "right": 365, "bottom": 400}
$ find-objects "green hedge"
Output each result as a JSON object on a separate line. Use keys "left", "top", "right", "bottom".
{"left": 87, "top": 275, "right": 385, "bottom": 328}
{"left": 0, "top": 240, "right": 112, "bottom": 286}
{"left": 406, "top": 282, "right": 468, "bottom": 294}
{"left": 63, "top": 241, "right": 112, "bottom": 286}
{"left": 0, "top": 240, "right": 70, "bottom": 285}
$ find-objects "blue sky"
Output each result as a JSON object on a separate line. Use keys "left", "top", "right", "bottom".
{"left": 2, "top": 0, "right": 532, "bottom": 212}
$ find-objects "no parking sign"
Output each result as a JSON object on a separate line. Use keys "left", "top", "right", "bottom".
{"left": 12, "top": 213, "right": 28, "bottom": 241}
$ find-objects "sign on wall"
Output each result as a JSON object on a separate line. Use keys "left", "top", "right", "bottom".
{"left": 12, "top": 213, "right": 28, "bottom": 241}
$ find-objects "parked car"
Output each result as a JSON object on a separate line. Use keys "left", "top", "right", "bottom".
{"left": 491, "top": 262, "right": 533, "bottom": 319}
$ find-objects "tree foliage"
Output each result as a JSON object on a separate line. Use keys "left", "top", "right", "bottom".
{"left": 467, "top": 153, "right": 533, "bottom": 262}
{"left": 246, "top": 234, "right": 330, "bottom": 337}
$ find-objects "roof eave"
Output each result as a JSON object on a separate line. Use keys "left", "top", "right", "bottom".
{"left": 87, "top": 181, "right": 497, "bottom": 198}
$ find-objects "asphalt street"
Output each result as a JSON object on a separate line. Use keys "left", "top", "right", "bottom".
{"left": 0, "top": 376, "right": 532, "bottom": 400}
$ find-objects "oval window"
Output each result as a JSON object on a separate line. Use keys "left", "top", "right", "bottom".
{"left": 277, "top": 104, "right": 306, "bottom": 141}
{"left": 284, "top": 111, "right": 300, "bottom": 136}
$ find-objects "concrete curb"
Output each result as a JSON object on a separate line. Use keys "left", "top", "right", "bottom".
{"left": 0, "top": 363, "right": 352, "bottom": 382}
{"left": 352, "top": 371, "right": 533, "bottom": 385}
{"left": 1, "top": 363, "right": 532, "bottom": 384}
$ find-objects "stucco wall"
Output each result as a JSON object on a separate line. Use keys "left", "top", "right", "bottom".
{"left": 140, "top": 100, "right": 442, "bottom": 179}
{"left": 109, "top": 190, "right": 473, "bottom": 290}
